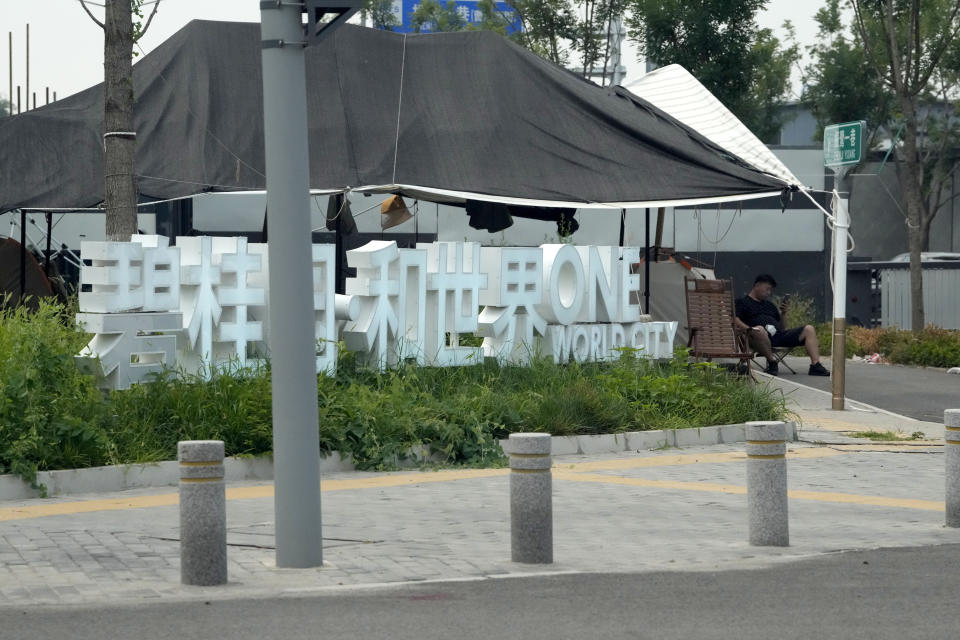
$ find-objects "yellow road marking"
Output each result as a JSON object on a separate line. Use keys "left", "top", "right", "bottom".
{"left": 558, "top": 447, "right": 843, "bottom": 473}
{"left": 822, "top": 443, "right": 944, "bottom": 451}
{"left": 0, "top": 494, "right": 179, "bottom": 522}
{"left": 0, "top": 469, "right": 510, "bottom": 522}
{"left": 786, "top": 489, "right": 943, "bottom": 511}
{"left": 553, "top": 472, "right": 747, "bottom": 495}
{"left": 553, "top": 472, "right": 944, "bottom": 511}
{"left": 0, "top": 446, "right": 935, "bottom": 522}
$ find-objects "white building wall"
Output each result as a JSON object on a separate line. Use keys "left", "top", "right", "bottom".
{"left": 668, "top": 148, "right": 826, "bottom": 254}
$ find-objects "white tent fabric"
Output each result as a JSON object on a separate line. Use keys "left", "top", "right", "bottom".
{"left": 623, "top": 65, "right": 803, "bottom": 188}
{"left": 354, "top": 183, "right": 784, "bottom": 210}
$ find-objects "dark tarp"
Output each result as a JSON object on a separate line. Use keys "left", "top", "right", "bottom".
{"left": 0, "top": 20, "right": 790, "bottom": 213}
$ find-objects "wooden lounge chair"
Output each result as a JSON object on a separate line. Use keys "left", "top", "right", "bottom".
{"left": 683, "top": 277, "right": 753, "bottom": 374}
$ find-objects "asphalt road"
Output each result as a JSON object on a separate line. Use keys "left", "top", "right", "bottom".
{"left": 780, "top": 357, "right": 958, "bottom": 422}
{"left": 5, "top": 544, "right": 960, "bottom": 640}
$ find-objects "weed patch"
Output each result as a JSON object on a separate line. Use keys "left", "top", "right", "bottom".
{"left": 850, "top": 430, "right": 924, "bottom": 441}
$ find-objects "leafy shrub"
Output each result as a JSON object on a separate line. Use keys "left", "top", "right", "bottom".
{"left": 816, "top": 323, "right": 960, "bottom": 367}
{"left": 884, "top": 328, "right": 960, "bottom": 368}
{"left": 0, "top": 302, "right": 788, "bottom": 479}
{"left": 772, "top": 294, "right": 817, "bottom": 357}
{"left": 775, "top": 293, "right": 817, "bottom": 329}
{"left": 0, "top": 301, "right": 110, "bottom": 484}
{"left": 848, "top": 326, "right": 888, "bottom": 355}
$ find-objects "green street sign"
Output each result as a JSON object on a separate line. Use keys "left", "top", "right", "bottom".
{"left": 823, "top": 121, "right": 865, "bottom": 167}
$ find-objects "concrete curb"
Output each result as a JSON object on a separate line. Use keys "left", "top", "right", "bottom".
{"left": 0, "top": 423, "right": 797, "bottom": 500}
{"left": 498, "top": 422, "right": 798, "bottom": 457}
{"left": 0, "top": 452, "right": 352, "bottom": 501}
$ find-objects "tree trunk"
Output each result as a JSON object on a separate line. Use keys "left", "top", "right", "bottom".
{"left": 898, "top": 98, "right": 926, "bottom": 332}
{"left": 907, "top": 219, "right": 925, "bottom": 330}
{"left": 103, "top": 0, "right": 138, "bottom": 241}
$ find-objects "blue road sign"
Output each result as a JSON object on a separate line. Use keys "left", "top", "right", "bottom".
{"left": 382, "top": 0, "right": 522, "bottom": 34}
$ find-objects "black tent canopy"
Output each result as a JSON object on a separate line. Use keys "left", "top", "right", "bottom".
{"left": 0, "top": 20, "right": 792, "bottom": 214}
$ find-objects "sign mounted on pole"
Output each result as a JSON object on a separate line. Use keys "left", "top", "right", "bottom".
{"left": 823, "top": 121, "right": 865, "bottom": 168}
{"left": 823, "top": 119, "right": 863, "bottom": 411}
{"left": 387, "top": 0, "right": 522, "bottom": 33}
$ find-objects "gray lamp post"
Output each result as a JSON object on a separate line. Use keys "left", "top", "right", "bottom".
{"left": 259, "top": 0, "right": 359, "bottom": 569}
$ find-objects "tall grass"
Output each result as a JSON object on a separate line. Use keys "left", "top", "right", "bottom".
{"left": 0, "top": 302, "right": 111, "bottom": 483}
{"left": 0, "top": 301, "right": 788, "bottom": 479}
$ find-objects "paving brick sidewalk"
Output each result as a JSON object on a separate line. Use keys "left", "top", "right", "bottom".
{"left": 2, "top": 436, "right": 957, "bottom": 607}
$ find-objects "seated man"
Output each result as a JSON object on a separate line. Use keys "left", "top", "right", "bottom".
{"left": 734, "top": 274, "right": 829, "bottom": 377}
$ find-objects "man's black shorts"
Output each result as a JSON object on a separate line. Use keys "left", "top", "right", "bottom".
{"left": 771, "top": 326, "right": 806, "bottom": 348}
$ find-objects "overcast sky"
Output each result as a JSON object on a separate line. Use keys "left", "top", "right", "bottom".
{"left": 1, "top": 0, "right": 825, "bottom": 107}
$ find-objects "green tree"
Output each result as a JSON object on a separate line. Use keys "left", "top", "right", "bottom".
{"left": 490, "top": 0, "right": 580, "bottom": 66}
{"left": 851, "top": 0, "right": 960, "bottom": 331}
{"left": 410, "top": 0, "right": 468, "bottom": 33}
{"left": 362, "top": 0, "right": 401, "bottom": 31}
{"left": 0, "top": 96, "right": 9, "bottom": 118}
{"left": 79, "top": 0, "right": 163, "bottom": 241}
{"left": 362, "top": 0, "right": 601, "bottom": 80}
{"left": 802, "top": 0, "right": 891, "bottom": 141}
{"left": 626, "top": 0, "right": 799, "bottom": 142}
{"left": 572, "top": 0, "right": 628, "bottom": 83}
{"left": 466, "top": 0, "right": 517, "bottom": 35}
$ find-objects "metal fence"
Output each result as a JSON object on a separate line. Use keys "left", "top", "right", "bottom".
{"left": 849, "top": 262, "right": 960, "bottom": 330}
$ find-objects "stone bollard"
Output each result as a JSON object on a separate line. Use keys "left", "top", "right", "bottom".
{"left": 746, "top": 421, "right": 789, "bottom": 547}
{"left": 946, "top": 410, "right": 960, "bottom": 527}
{"left": 508, "top": 433, "right": 553, "bottom": 564}
{"left": 178, "top": 440, "right": 227, "bottom": 586}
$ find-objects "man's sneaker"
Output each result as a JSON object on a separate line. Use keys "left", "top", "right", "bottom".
{"left": 764, "top": 362, "right": 779, "bottom": 376}
{"left": 809, "top": 362, "right": 830, "bottom": 376}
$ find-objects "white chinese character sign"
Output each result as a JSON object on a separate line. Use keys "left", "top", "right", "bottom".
{"left": 422, "top": 242, "right": 487, "bottom": 366}
{"left": 75, "top": 236, "right": 678, "bottom": 390}
{"left": 478, "top": 246, "right": 547, "bottom": 364}
{"left": 342, "top": 241, "right": 402, "bottom": 369}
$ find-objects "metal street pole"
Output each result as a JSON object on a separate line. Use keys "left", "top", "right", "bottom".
{"left": 831, "top": 170, "right": 849, "bottom": 410}
{"left": 8, "top": 32, "right": 11, "bottom": 116}
{"left": 24, "top": 24, "right": 28, "bottom": 112}
{"left": 644, "top": 207, "right": 650, "bottom": 314}
{"left": 19, "top": 210, "right": 26, "bottom": 304}
{"left": 260, "top": 1, "right": 323, "bottom": 568}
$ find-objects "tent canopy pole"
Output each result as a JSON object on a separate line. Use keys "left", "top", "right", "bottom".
{"left": 654, "top": 207, "right": 665, "bottom": 260}
{"left": 335, "top": 193, "right": 346, "bottom": 294}
{"left": 644, "top": 207, "right": 650, "bottom": 316}
{"left": 19, "top": 209, "right": 26, "bottom": 305}
{"left": 44, "top": 212, "right": 51, "bottom": 276}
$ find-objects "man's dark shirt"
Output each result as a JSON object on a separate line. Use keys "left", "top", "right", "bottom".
{"left": 735, "top": 295, "right": 780, "bottom": 328}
